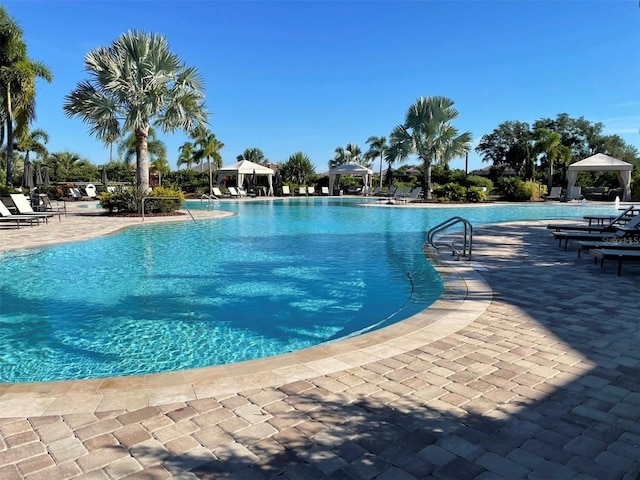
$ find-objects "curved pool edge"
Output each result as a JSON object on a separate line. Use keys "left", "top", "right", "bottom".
{"left": 0, "top": 241, "right": 492, "bottom": 418}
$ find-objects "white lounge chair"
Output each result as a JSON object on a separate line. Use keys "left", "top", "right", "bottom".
{"left": 0, "top": 200, "right": 40, "bottom": 228}
{"left": 297, "top": 186, "right": 307, "bottom": 196}
{"left": 227, "top": 187, "right": 240, "bottom": 198}
{"left": 212, "top": 187, "right": 229, "bottom": 198}
{"left": 9, "top": 193, "right": 55, "bottom": 222}
{"left": 321, "top": 186, "right": 329, "bottom": 196}
{"left": 281, "top": 185, "right": 291, "bottom": 196}
{"left": 307, "top": 186, "right": 316, "bottom": 196}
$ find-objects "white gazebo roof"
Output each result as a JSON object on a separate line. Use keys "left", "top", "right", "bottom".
{"left": 328, "top": 162, "right": 373, "bottom": 175}
{"left": 567, "top": 153, "right": 633, "bottom": 171}
{"left": 218, "top": 160, "right": 275, "bottom": 176}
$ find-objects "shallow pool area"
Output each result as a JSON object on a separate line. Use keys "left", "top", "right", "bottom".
{"left": 0, "top": 199, "right": 623, "bottom": 382}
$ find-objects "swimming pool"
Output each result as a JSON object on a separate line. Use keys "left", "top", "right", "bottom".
{"left": 0, "top": 199, "right": 621, "bottom": 382}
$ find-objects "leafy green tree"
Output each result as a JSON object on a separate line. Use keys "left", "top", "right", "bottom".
{"left": 281, "top": 152, "right": 315, "bottom": 184}
{"left": 0, "top": 6, "right": 53, "bottom": 187}
{"left": 64, "top": 30, "right": 207, "bottom": 193}
{"left": 365, "top": 135, "right": 388, "bottom": 188}
{"left": 533, "top": 113, "right": 603, "bottom": 161}
{"left": 475, "top": 121, "right": 534, "bottom": 178}
{"left": 237, "top": 147, "right": 267, "bottom": 164}
{"left": 389, "top": 96, "right": 472, "bottom": 200}
{"left": 105, "top": 160, "right": 135, "bottom": 184}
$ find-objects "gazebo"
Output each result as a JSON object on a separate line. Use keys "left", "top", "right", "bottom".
{"left": 328, "top": 162, "right": 373, "bottom": 195}
{"left": 567, "top": 153, "right": 633, "bottom": 201}
{"left": 217, "top": 160, "right": 275, "bottom": 196}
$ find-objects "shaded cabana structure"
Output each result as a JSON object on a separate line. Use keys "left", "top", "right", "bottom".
{"left": 567, "top": 153, "right": 633, "bottom": 201}
{"left": 217, "top": 160, "right": 275, "bottom": 196}
{"left": 328, "top": 162, "right": 373, "bottom": 195}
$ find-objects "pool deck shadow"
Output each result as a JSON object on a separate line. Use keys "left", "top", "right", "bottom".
{"left": 1, "top": 201, "right": 639, "bottom": 479}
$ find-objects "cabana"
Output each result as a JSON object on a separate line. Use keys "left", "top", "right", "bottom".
{"left": 567, "top": 153, "right": 633, "bottom": 201}
{"left": 328, "top": 162, "right": 373, "bottom": 195}
{"left": 217, "top": 160, "right": 275, "bottom": 196}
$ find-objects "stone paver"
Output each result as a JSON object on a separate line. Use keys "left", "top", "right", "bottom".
{"left": 1, "top": 201, "right": 639, "bottom": 478}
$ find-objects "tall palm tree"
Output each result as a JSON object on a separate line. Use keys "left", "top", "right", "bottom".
{"left": 0, "top": 6, "right": 53, "bottom": 187}
{"left": 63, "top": 30, "right": 208, "bottom": 193}
{"left": 533, "top": 128, "right": 572, "bottom": 191}
{"left": 365, "top": 135, "right": 387, "bottom": 188}
{"left": 47, "top": 151, "right": 86, "bottom": 182}
{"left": 193, "top": 130, "right": 224, "bottom": 195}
{"left": 177, "top": 141, "right": 195, "bottom": 170}
{"left": 329, "top": 143, "right": 362, "bottom": 169}
{"left": 389, "top": 96, "right": 472, "bottom": 200}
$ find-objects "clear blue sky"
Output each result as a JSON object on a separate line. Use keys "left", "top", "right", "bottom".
{"left": 5, "top": 0, "right": 640, "bottom": 174}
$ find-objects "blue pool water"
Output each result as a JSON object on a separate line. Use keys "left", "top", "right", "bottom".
{"left": 0, "top": 199, "right": 621, "bottom": 382}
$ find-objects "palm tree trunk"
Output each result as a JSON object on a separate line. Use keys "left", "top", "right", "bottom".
{"left": 5, "top": 85, "right": 14, "bottom": 188}
{"left": 135, "top": 126, "right": 150, "bottom": 193}
{"left": 379, "top": 154, "right": 383, "bottom": 188}
{"left": 424, "top": 161, "right": 432, "bottom": 200}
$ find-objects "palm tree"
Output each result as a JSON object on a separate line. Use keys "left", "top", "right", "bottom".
{"left": 150, "top": 157, "right": 170, "bottom": 187}
{"left": 389, "top": 96, "right": 472, "bottom": 200}
{"left": 118, "top": 128, "right": 167, "bottom": 166}
{"left": 177, "top": 141, "right": 195, "bottom": 170}
{"left": 365, "top": 135, "right": 387, "bottom": 188}
{"left": 193, "top": 130, "right": 224, "bottom": 195}
{"left": 237, "top": 147, "right": 267, "bottom": 164}
{"left": 16, "top": 127, "right": 49, "bottom": 165}
{"left": 282, "top": 152, "right": 315, "bottom": 185}
{"left": 0, "top": 6, "right": 53, "bottom": 187}
{"left": 533, "top": 128, "right": 572, "bottom": 191}
{"left": 328, "top": 143, "right": 362, "bottom": 169}
{"left": 63, "top": 30, "right": 207, "bottom": 193}
{"left": 47, "top": 151, "right": 87, "bottom": 182}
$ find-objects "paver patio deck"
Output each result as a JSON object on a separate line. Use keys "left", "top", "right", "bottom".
{"left": 1, "top": 200, "right": 639, "bottom": 479}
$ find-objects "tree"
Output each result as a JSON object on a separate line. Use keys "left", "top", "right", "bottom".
{"left": 281, "top": 152, "right": 315, "bottom": 184}
{"left": 0, "top": 6, "right": 53, "bottom": 187}
{"left": 365, "top": 135, "right": 387, "bottom": 188}
{"left": 64, "top": 30, "right": 208, "bottom": 194}
{"left": 533, "top": 113, "right": 603, "bottom": 161}
{"left": 328, "top": 143, "right": 362, "bottom": 169}
{"left": 177, "top": 141, "right": 195, "bottom": 170}
{"left": 16, "top": 127, "right": 48, "bottom": 166}
{"left": 47, "top": 151, "right": 92, "bottom": 182}
{"left": 237, "top": 147, "right": 267, "bottom": 164}
{"left": 192, "top": 129, "right": 224, "bottom": 195}
{"left": 118, "top": 128, "right": 167, "bottom": 166}
{"left": 533, "top": 128, "right": 571, "bottom": 191}
{"left": 389, "top": 96, "right": 472, "bottom": 200}
{"left": 475, "top": 121, "right": 534, "bottom": 178}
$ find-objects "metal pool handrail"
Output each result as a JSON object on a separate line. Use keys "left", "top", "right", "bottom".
{"left": 141, "top": 196, "right": 196, "bottom": 223}
{"left": 427, "top": 216, "right": 473, "bottom": 260}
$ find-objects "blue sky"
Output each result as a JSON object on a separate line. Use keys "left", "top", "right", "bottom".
{"left": 5, "top": 0, "right": 640, "bottom": 174}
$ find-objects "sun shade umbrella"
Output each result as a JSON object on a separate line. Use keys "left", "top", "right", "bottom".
{"left": 35, "top": 165, "right": 43, "bottom": 189}
{"left": 22, "top": 159, "right": 34, "bottom": 190}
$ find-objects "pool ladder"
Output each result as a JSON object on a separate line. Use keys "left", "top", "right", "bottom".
{"left": 427, "top": 216, "right": 473, "bottom": 260}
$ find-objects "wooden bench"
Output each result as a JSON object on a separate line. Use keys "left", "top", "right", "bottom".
{"left": 590, "top": 248, "right": 640, "bottom": 276}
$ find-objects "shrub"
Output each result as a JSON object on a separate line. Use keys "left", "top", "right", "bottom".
{"left": 464, "top": 175, "right": 493, "bottom": 192}
{"left": 432, "top": 183, "right": 467, "bottom": 202}
{"left": 99, "top": 186, "right": 148, "bottom": 213}
{"left": 147, "top": 186, "right": 185, "bottom": 213}
{"left": 466, "top": 187, "right": 487, "bottom": 203}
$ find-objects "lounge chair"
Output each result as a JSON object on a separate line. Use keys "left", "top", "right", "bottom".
{"left": 401, "top": 187, "right": 423, "bottom": 203}
{"left": 40, "top": 195, "right": 67, "bottom": 218}
{"left": 552, "top": 214, "right": 640, "bottom": 249}
{"left": 297, "top": 186, "right": 307, "bottom": 196}
{"left": 237, "top": 187, "right": 249, "bottom": 198}
{"left": 212, "top": 187, "right": 230, "bottom": 198}
{"left": 567, "top": 186, "right": 581, "bottom": 200}
{"left": 571, "top": 239, "right": 640, "bottom": 258}
{"left": 307, "top": 186, "right": 316, "bottom": 195}
{"left": 544, "top": 186, "right": 562, "bottom": 201}
{"left": 590, "top": 247, "right": 640, "bottom": 276}
{"left": 0, "top": 201, "right": 40, "bottom": 228}
{"left": 227, "top": 187, "right": 240, "bottom": 198}
{"left": 547, "top": 206, "right": 635, "bottom": 232}
{"left": 9, "top": 193, "right": 55, "bottom": 223}
{"left": 281, "top": 185, "right": 291, "bottom": 196}
{"left": 321, "top": 186, "right": 329, "bottom": 196}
